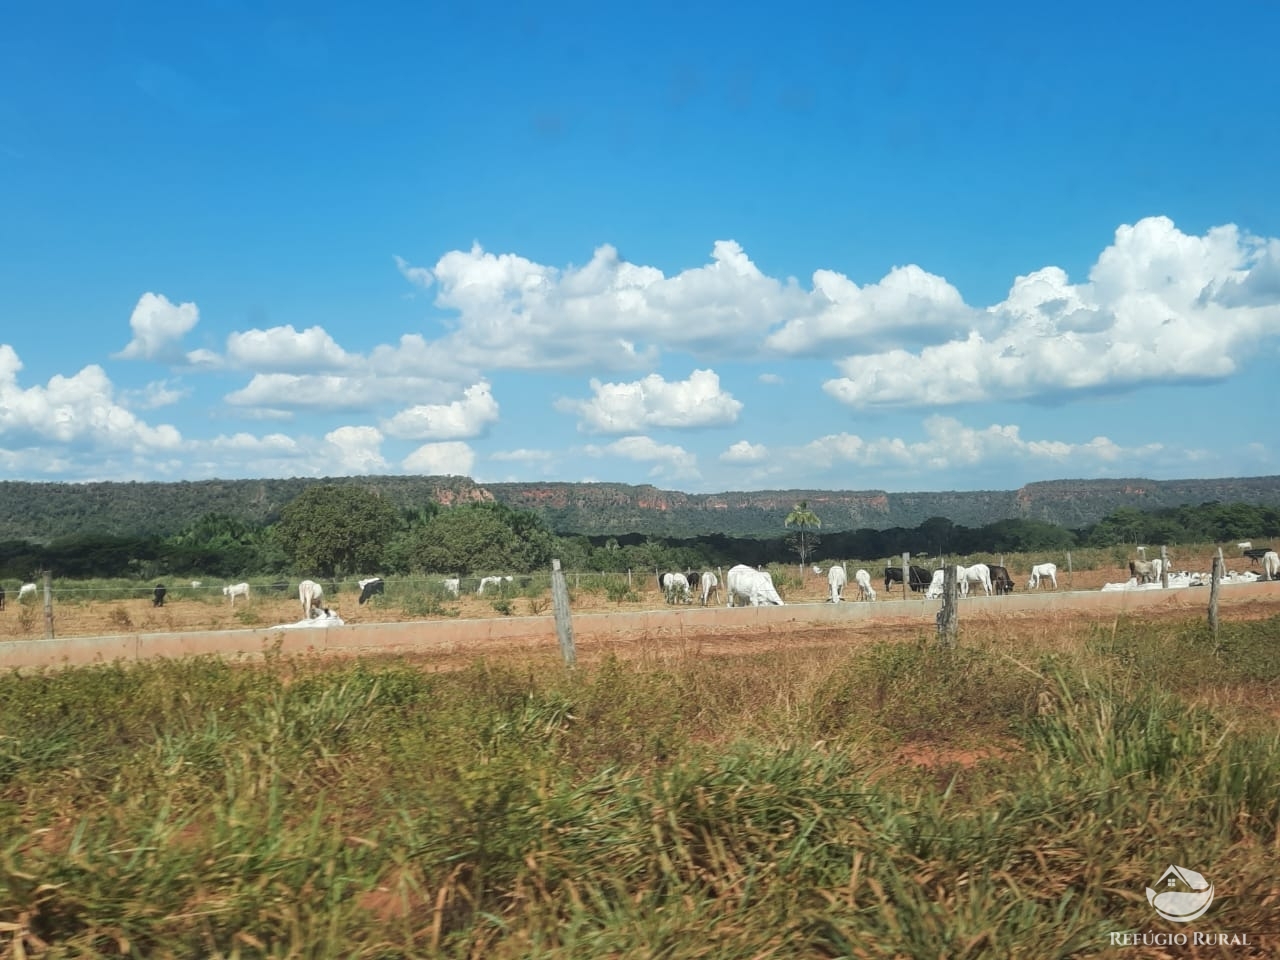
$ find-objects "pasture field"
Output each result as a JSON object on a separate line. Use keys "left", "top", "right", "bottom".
{"left": 0, "top": 543, "right": 1269, "bottom": 642}
{"left": 2, "top": 600, "right": 1279, "bottom": 957}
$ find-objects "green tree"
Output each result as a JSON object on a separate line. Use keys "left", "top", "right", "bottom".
{"left": 408, "top": 503, "right": 556, "bottom": 574}
{"left": 785, "top": 500, "right": 822, "bottom": 569}
{"left": 274, "top": 485, "right": 399, "bottom": 579}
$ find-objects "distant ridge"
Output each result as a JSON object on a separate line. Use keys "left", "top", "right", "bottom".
{"left": 2, "top": 474, "right": 1279, "bottom": 541}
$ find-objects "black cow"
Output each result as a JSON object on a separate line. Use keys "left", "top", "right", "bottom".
{"left": 357, "top": 577, "right": 385, "bottom": 605}
{"left": 988, "top": 565, "right": 1015, "bottom": 595}
{"left": 1243, "top": 547, "right": 1272, "bottom": 566}
{"left": 884, "top": 565, "right": 932, "bottom": 593}
{"left": 153, "top": 584, "right": 167, "bottom": 607}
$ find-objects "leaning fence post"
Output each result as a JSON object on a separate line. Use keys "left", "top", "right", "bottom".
{"left": 43, "top": 569, "right": 54, "bottom": 639}
{"left": 1208, "top": 555, "right": 1222, "bottom": 649}
{"left": 1160, "top": 545, "right": 1169, "bottom": 590}
{"left": 902, "top": 552, "right": 910, "bottom": 601}
{"left": 936, "top": 562, "right": 958, "bottom": 647}
{"left": 550, "top": 559, "right": 576, "bottom": 667}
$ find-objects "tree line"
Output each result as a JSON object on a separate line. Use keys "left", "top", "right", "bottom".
{"left": 0, "top": 486, "right": 1277, "bottom": 582}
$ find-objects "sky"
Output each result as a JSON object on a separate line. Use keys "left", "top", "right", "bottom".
{"left": 2, "top": 0, "right": 1279, "bottom": 495}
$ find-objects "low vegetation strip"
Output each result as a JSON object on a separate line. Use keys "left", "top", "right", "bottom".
{"left": 2, "top": 612, "right": 1279, "bottom": 956}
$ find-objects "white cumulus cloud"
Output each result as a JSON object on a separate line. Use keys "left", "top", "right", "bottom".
{"left": 381, "top": 381, "right": 499, "bottom": 440}
{"left": 115, "top": 292, "right": 200, "bottom": 362}
{"left": 823, "top": 217, "right": 1280, "bottom": 409}
{"left": 323, "top": 425, "right": 387, "bottom": 474}
{"left": 720, "top": 440, "right": 769, "bottom": 463}
{"left": 402, "top": 440, "right": 476, "bottom": 476}
{"left": 226, "top": 324, "right": 354, "bottom": 371}
{"left": 584, "top": 435, "right": 699, "bottom": 479}
{"left": 557, "top": 369, "right": 743, "bottom": 433}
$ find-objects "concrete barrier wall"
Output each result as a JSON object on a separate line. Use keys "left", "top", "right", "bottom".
{"left": 2, "top": 580, "right": 1278, "bottom": 673}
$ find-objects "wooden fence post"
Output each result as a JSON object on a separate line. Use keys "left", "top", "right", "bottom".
{"left": 936, "top": 562, "right": 958, "bottom": 647}
{"left": 627, "top": 568, "right": 632, "bottom": 589}
{"left": 902, "top": 552, "right": 910, "bottom": 601}
{"left": 1160, "top": 545, "right": 1169, "bottom": 589}
{"left": 1208, "top": 555, "right": 1222, "bottom": 649}
{"left": 1067, "top": 551, "right": 1073, "bottom": 591}
{"left": 43, "top": 569, "right": 54, "bottom": 639}
{"left": 551, "top": 559, "right": 576, "bottom": 668}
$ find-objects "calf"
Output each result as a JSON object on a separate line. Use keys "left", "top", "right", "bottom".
{"left": 357, "top": 577, "right": 385, "bottom": 605}
{"left": 1129, "top": 560, "right": 1157, "bottom": 584}
{"left": 854, "top": 569, "right": 876, "bottom": 601}
{"left": 153, "top": 584, "right": 167, "bottom": 607}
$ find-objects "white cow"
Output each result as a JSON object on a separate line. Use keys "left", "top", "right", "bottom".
{"left": 958, "top": 563, "right": 993, "bottom": 597}
{"left": 827, "top": 563, "right": 847, "bottom": 602}
{"left": 1027, "top": 563, "right": 1058, "bottom": 590}
{"left": 477, "top": 575, "right": 513, "bottom": 595}
{"left": 1237, "top": 541, "right": 1253, "bottom": 552}
{"left": 299, "top": 579, "right": 324, "bottom": 618}
{"left": 925, "top": 568, "right": 946, "bottom": 599}
{"left": 699, "top": 571, "right": 719, "bottom": 606}
{"left": 854, "top": 569, "right": 876, "bottom": 602}
{"left": 190, "top": 580, "right": 202, "bottom": 589}
{"left": 18, "top": 582, "right": 37, "bottom": 601}
{"left": 811, "top": 564, "right": 822, "bottom": 575}
{"left": 442, "top": 578, "right": 460, "bottom": 597}
{"left": 1264, "top": 551, "right": 1280, "bottom": 580}
{"left": 726, "top": 564, "right": 783, "bottom": 606}
{"left": 223, "top": 582, "right": 250, "bottom": 605}
{"left": 660, "top": 572, "right": 691, "bottom": 604}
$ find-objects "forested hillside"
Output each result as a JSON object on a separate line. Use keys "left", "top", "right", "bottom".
{"left": 2, "top": 474, "right": 1280, "bottom": 542}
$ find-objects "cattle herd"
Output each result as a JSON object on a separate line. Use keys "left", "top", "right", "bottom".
{"left": 2, "top": 546, "right": 1278, "bottom": 620}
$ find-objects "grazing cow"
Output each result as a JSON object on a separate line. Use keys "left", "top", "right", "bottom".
{"left": 854, "top": 569, "right": 876, "bottom": 601}
{"left": 299, "top": 579, "right": 324, "bottom": 618}
{"left": 988, "top": 565, "right": 1015, "bottom": 595}
{"left": 153, "top": 584, "right": 167, "bottom": 607}
{"left": 1264, "top": 551, "right": 1280, "bottom": 581}
{"left": 1243, "top": 548, "right": 1272, "bottom": 565}
{"left": 477, "top": 575, "right": 513, "bottom": 595}
{"left": 442, "top": 578, "right": 460, "bottom": 597}
{"left": 19, "top": 582, "right": 38, "bottom": 601}
{"left": 726, "top": 564, "right": 783, "bottom": 606}
{"left": 660, "top": 572, "right": 692, "bottom": 604}
{"left": 357, "top": 577, "right": 385, "bottom": 605}
{"left": 1129, "top": 560, "right": 1157, "bottom": 584}
{"left": 957, "top": 563, "right": 993, "bottom": 597}
{"left": 884, "top": 566, "right": 932, "bottom": 593}
{"left": 827, "top": 563, "right": 847, "bottom": 602}
{"left": 699, "top": 571, "right": 719, "bottom": 606}
{"left": 1027, "top": 563, "right": 1058, "bottom": 590}
{"left": 924, "top": 568, "right": 946, "bottom": 600}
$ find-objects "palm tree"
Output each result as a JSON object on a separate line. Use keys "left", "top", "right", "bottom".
{"left": 785, "top": 501, "right": 821, "bottom": 571}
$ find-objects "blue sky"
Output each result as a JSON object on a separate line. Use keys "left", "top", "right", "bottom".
{"left": 3, "top": 0, "right": 1278, "bottom": 493}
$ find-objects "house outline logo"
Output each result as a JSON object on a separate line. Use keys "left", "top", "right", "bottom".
{"left": 1146, "top": 864, "right": 1215, "bottom": 922}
